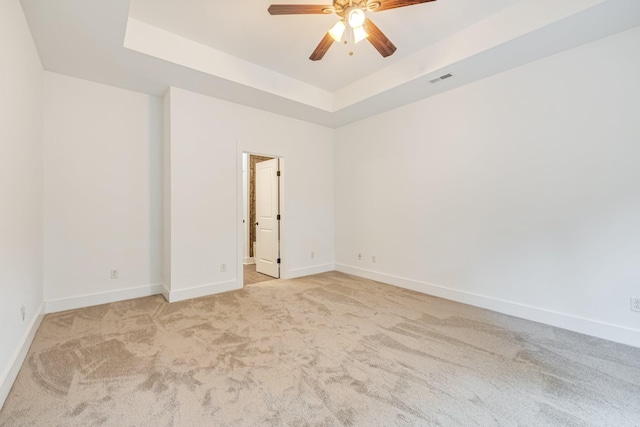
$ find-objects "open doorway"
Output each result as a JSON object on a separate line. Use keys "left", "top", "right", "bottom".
{"left": 242, "top": 153, "right": 282, "bottom": 285}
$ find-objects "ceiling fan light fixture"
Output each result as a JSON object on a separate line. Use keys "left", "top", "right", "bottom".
{"left": 268, "top": 0, "right": 434, "bottom": 61}
{"left": 348, "top": 8, "right": 366, "bottom": 28}
{"left": 353, "top": 25, "right": 369, "bottom": 43}
{"left": 328, "top": 20, "right": 346, "bottom": 41}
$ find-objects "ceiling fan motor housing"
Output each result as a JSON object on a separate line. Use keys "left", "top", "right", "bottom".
{"left": 332, "top": 0, "right": 371, "bottom": 17}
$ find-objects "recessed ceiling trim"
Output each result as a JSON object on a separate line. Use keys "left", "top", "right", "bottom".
{"left": 124, "top": 18, "right": 334, "bottom": 112}
{"left": 124, "top": 0, "right": 617, "bottom": 114}
{"left": 333, "top": 0, "right": 611, "bottom": 111}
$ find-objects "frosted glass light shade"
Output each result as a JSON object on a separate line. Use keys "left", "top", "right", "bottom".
{"left": 328, "top": 20, "right": 345, "bottom": 41}
{"left": 353, "top": 25, "right": 368, "bottom": 43}
{"left": 348, "top": 8, "right": 365, "bottom": 28}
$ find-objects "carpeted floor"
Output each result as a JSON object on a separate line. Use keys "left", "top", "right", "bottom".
{"left": 1, "top": 271, "right": 639, "bottom": 426}
{"left": 243, "top": 263, "right": 274, "bottom": 285}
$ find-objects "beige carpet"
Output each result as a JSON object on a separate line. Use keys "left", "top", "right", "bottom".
{"left": 1, "top": 272, "right": 639, "bottom": 426}
{"left": 243, "top": 263, "right": 274, "bottom": 285}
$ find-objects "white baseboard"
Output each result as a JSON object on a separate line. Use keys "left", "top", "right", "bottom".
{"left": 284, "top": 263, "right": 335, "bottom": 279}
{"left": 45, "top": 283, "right": 164, "bottom": 313}
{"left": 161, "top": 284, "right": 171, "bottom": 302}
{"left": 336, "top": 264, "right": 640, "bottom": 348}
{"left": 165, "top": 279, "right": 242, "bottom": 303}
{"left": 243, "top": 257, "right": 255, "bottom": 265}
{"left": 0, "top": 302, "right": 45, "bottom": 409}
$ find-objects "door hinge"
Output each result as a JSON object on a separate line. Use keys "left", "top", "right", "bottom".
{"left": 277, "top": 214, "right": 281, "bottom": 220}
{"left": 277, "top": 258, "right": 281, "bottom": 264}
{"left": 277, "top": 171, "right": 281, "bottom": 177}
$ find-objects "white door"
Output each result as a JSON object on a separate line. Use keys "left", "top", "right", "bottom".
{"left": 255, "top": 158, "right": 280, "bottom": 278}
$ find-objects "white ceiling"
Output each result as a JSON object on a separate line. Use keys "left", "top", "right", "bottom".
{"left": 20, "top": 0, "right": 640, "bottom": 127}
{"left": 128, "top": 0, "right": 519, "bottom": 91}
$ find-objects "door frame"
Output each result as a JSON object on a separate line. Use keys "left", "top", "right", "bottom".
{"left": 237, "top": 149, "right": 284, "bottom": 287}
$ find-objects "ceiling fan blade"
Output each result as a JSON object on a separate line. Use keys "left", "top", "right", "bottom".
{"left": 364, "top": 18, "right": 397, "bottom": 58}
{"left": 309, "top": 32, "right": 334, "bottom": 61}
{"left": 268, "top": 4, "right": 334, "bottom": 15}
{"left": 371, "top": 0, "right": 436, "bottom": 12}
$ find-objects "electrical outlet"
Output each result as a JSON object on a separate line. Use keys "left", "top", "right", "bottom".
{"left": 220, "top": 263, "right": 227, "bottom": 272}
{"left": 20, "top": 305, "right": 25, "bottom": 322}
{"left": 631, "top": 297, "right": 640, "bottom": 312}
{"left": 357, "top": 253, "right": 362, "bottom": 261}
{"left": 310, "top": 251, "right": 315, "bottom": 259}
{"left": 372, "top": 255, "right": 376, "bottom": 263}
{"left": 110, "top": 269, "right": 119, "bottom": 279}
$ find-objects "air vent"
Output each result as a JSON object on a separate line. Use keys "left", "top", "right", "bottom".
{"left": 429, "top": 73, "right": 453, "bottom": 84}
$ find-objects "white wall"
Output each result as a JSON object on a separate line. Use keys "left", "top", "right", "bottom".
{"left": 0, "top": 0, "right": 44, "bottom": 405}
{"left": 335, "top": 27, "right": 640, "bottom": 347}
{"left": 165, "top": 87, "right": 335, "bottom": 301}
{"left": 43, "top": 72, "right": 163, "bottom": 311}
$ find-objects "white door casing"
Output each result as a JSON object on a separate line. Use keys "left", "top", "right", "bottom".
{"left": 255, "top": 158, "right": 280, "bottom": 278}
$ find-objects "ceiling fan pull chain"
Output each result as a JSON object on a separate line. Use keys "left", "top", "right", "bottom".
{"left": 350, "top": 11, "right": 356, "bottom": 47}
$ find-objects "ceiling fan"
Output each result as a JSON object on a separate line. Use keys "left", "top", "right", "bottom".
{"left": 268, "top": 0, "right": 437, "bottom": 61}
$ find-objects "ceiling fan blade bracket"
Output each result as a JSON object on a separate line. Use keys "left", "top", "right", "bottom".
{"left": 366, "top": 1, "right": 382, "bottom": 11}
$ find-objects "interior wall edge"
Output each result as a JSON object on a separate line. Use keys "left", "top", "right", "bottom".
{"left": 0, "top": 302, "right": 45, "bottom": 409}
{"left": 335, "top": 264, "right": 640, "bottom": 349}
{"left": 161, "top": 284, "right": 171, "bottom": 303}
